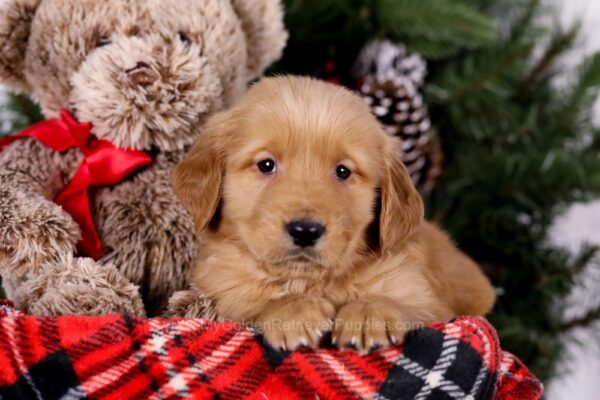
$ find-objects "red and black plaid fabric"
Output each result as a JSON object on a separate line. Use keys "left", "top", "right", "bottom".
{"left": 0, "top": 301, "right": 542, "bottom": 400}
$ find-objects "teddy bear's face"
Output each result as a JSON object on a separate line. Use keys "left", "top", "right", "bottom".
{"left": 0, "top": 0, "right": 287, "bottom": 151}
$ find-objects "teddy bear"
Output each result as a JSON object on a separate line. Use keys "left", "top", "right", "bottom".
{"left": 0, "top": 0, "right": 287, "bottom": 316}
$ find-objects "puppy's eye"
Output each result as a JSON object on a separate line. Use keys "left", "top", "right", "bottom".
{"left": 178, "top": 31, "right": 192, "bottom": 45}
{"left": 96, "top": 37, "right": 112, "bottom": 48}
{"left": 336, "top": 165, "right": 352, "bottom": 181}
{"left": 257, "top": 159, "right": 277, "bottom": 175}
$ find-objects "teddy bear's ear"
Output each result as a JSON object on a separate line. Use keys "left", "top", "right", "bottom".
{"left": 0, "top": 0, "right": 41, "bottom": 91}
{"left": 229, "top": 0, "right": 288, "bottom": 81}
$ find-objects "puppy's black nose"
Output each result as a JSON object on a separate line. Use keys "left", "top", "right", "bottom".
{"left": 286, "top": 219, "right": 325, "bottom": 248}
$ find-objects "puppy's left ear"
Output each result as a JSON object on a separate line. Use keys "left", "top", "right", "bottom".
{"left": 379, "top": 138, "right": 424, "bottom": 251}
{"left": 172, "top": 111, "right": 233, "bottom": 233}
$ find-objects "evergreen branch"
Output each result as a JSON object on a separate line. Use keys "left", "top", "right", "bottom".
{"left": 427, "top": 43, "right": 532, "bottom": 104}
{"left": 406, "top": 39, "right": 462, "bottom": 60}
{"left": 520, "top": 25, "right": 579, "bottom": 91}
{"left": 559, "top": 306, "right": 600, "bottom": 333}
{"left": 452, "top": 45, "right": 530, "bottom": 100}
{"left": 510, "top": 0, "right": 541, "bottom": 40}
{"left": 376, "top": 0, "right": 496, "bottom": 52}
{"left": 0, "top": 93, "right": 43, "bottom": 137}
{"left": 555, "top": 51, "right": 600, "bottom": 130}
{"left": 567, "top": 245, "right": 600, "bottom": 276}
{"left": 568, "top": 51, "right": 600, "bottom": 108}
{"left": 575, "top": 52, "right": 600, "bottom": 88}
{"left": 8, "top": 93, "right": 43, "bottom": 126}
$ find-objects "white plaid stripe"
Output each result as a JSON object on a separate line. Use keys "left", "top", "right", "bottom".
{"left": 195, "top": 330, "right": 254, "bottom": 373}
{"left": 379, "top": 323, "right": 471, "bottom": 399}
{"left": 59, "top": 386, "right": 86, "bottom": 400}
{"left": 317, "top": 352, "right": 373, "bottom": 400}
{"left": 82, "top": 320, "right": 163, "bottom": 397}
{"left": 379, "top": 347, "right": 404, "bottom": 363}
{"left": 396, "top": 356, "right": 438, "bottom": 379}
{"left": 468, "top": 359, "right": 490, "bottom": 398}
{"left": 0, "top": 305, "right": 14, "bottom": 314}
{"left": 156, "top": 322, "right": 254, "bottom": 398}
{"left": 81, "top": 345, "right": 142, "bottom": 395}
{"left": 147, "top": 321, "right": 190, "bottom": 400}
{"left": 381, "top": 321, "right": 492, "bottom": 400}
{"left": 82, "top": 318, "right": 200, "bottom": 398}
{"left": 464, "top": 319, "right": 493, "bottom": 367}
{"left": 2, "top": 317, "right": 43, "bottom": 400}
{"left": 413, "top": 325, "right": 461, "bottom": 399}
{"left": 373, "top": 393, "right": 392, "bottom": 400}
{"left": 464, "top": 319, "right": 494, "bottom": 398}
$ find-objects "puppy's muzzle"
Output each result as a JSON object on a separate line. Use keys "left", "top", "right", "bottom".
{"left": 286, "top": 219, "right": 325, "bottom": 248}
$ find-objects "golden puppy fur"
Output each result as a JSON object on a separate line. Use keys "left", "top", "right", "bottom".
{"left": 173, "top": 76, "right": 495, "bottom": 353}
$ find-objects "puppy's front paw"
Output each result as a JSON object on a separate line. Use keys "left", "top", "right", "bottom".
{"left": 333, "top": 297, "right": 416, "bottom": 355}
{"left": 256, "top": 295, "right": 335, "bottom": 351}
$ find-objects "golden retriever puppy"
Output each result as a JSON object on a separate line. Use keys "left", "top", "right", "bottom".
{"left": 173, "top": 76, "right": 495, "bottom": 353}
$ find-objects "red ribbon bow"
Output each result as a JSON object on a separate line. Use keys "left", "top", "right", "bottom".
{"left": 0, "top": 110, "right": 152, "bottom": 260}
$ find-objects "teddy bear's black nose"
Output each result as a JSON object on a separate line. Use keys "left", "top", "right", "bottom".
{"left": 126, "top": 62, "right": 159, "bottom": 87}
{"left": 286, "top": 219, "right": 325, "bottom": 248}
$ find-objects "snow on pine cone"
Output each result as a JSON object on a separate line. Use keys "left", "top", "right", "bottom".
{"left": 354, "top": 40, "right": 443, "bottom": 189}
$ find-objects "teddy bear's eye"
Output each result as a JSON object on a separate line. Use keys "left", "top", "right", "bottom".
{"left": 96, "top": 37, "right": 112, "bottom": 48}
{"left": 178, "top": 32, "right": 192, "bottom": 46}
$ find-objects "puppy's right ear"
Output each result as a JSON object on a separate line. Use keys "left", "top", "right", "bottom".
{"left": 379, "top": 136, "right": 424, "bottom": 251}
{"left": 0, "top": 0, "right": 41, "bottom": 91}
{"left": 172, "top": 111, "right": 233, "bottom": 233}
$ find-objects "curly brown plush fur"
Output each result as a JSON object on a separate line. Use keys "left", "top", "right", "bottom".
{"left": 164, "top": 289, "right": 219, "bottom": 320}
{"left": 16, "top": 255, "right": 145, "bottom": 316}
{"left": 0, "top": 0, "right": 286, "bottom": 316}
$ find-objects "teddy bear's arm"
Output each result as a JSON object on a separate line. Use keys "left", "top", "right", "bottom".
{"left": 0, "top": 138, "right": 81, "bottom": 274}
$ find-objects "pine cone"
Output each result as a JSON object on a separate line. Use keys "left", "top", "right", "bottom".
{"left": 353, "top": 40, "right": 428, "bottom": 89}
{"left": 354, "top": 40, "right": 442, "bottom": 189}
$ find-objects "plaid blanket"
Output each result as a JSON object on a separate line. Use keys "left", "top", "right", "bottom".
{"left": 0, "top": 302, "right": 542, "bottom": 400}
